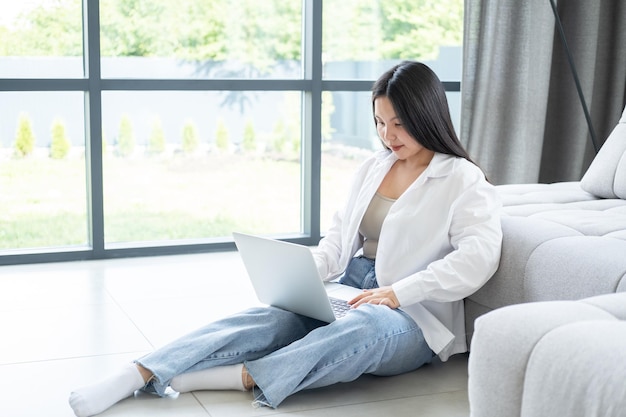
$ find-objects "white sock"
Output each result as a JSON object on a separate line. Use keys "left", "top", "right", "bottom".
{"left": 170, "top": 364, "right": 247, "bottom": 393}
{"left": 68, "top": 363, "right": 145, "bottom": 417}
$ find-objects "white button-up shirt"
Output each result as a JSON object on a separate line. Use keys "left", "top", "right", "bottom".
{"left": 313, "top": 150, "right": 502, "bottom": 360}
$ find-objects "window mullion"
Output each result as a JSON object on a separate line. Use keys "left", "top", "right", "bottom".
{"left": 83, "top": 0, "right": 105, "bottom": 257}
{"left": 301, "top": 0, "right": 323, "bottom": 243}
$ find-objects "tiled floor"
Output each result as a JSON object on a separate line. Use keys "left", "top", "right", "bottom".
{"left": 0, "top": 251, "right": 470, "bottom": 417}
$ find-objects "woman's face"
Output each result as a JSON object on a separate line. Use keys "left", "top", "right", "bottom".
{"left": 374, "top": 96, "right": 428, "bottom": 162}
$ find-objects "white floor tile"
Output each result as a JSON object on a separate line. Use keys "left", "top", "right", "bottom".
{"left": 0, "top": 268, "right": 110, "bottom": 311}
{"left": 0, "top": 303, "right": 151, "bottom": 365}
{"left": 1, "top": 353, "right": 144, "bottom": 417}
{"left": 119, "top": 295, "right": 261, "bottom": 348}
{"left": 97, "top": 391, "right": 210, "bottom": 417}
{"left": 277, "top": 390, "right": 469, "bottom": 417}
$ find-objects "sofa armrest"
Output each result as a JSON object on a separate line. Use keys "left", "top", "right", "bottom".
{"left": 520, "top": 320, "right": 626, "bottom": 416}
{"left": 468, "top": 293, "right": 626, "bottom": 417}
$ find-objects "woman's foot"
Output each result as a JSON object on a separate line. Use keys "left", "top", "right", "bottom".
{"left": 68, "top": 363, "right": 147, "bottom": 417}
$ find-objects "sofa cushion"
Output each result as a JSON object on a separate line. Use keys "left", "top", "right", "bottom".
{"left": 468, "top": 294, "right": 626, "bottom": 417}
{"left": 468, "top": 215, "right": 626, "bottom": 311}
{"left": 521, "top": 321, "right": 626, "bottom": 417}
{"left": 502, "top": 198, "right": 626, "bottom": 217}
{"left": 468, "top": 293, "right": 626, "bottom": 417}
{"left": 497, "top": 181, "right": 596, "bottom": 206}
{"left": 466, "top": 185, "right": 626, "bottom": 328}
{"left": 581, "top": 106, "right": 626, "bottom": 198}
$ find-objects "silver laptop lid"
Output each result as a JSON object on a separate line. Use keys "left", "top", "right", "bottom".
{"left": 232, "top": 232, "right": 337, "bottom": 322}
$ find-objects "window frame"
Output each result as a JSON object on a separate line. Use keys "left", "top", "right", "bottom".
{"left": 0, "top": 0, "right": 461, "bottom": 266}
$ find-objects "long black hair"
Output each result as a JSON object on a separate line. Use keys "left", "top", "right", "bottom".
{"left": 372, "top": 61, "right": 476, "bottom": 165}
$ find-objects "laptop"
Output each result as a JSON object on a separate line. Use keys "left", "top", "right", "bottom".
{"left": 232, "top": 232, "right": 363, "bottom": 323}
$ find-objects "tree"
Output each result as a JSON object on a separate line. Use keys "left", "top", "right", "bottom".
{"left": 2, "top": 0, "right": 82, "bottom": 56}
{"left": 379, "top": 0, "right": 463, "bottom": 60}
{"left": 280, "top": 92, "right": 301, "bottom": 156}
{"left": 49, "top": 118, "right": 71, "bottom": 159}
{"left": 100, "top": 0, "right": 172, "bottom": 57}
{"left": 173, "top": 0, "right": 301, "bottom": 71}
{"left": 214, "top": 119, "right": 229, "bottom": 152}
{"left": 171, "top": 0, "right": 228, "bottom": 61}
{"left": 219, "top": 0, "right": 300, "bottom": 72}
{"left": 323, "top": 0, "right": 463, "bottom": 62}
{"left": 271, "top": 120, "right": 287, "bottom": 153}
{"left": 147, "top": 118, "right": 166, "bottom": 155}
{"left": 181, "top": 119, "right": 199, "bottom": 154}
{"left": 117, "top": 115, "right": 135, "bottom": 157}
{"left": 14, "top": 113, "right": 35, "bottom": 157}
{"left": 291, "top": 135, "right": 301, "bottom": 156}
{"left": 242, "top": 120, "right": 256, "bottom": 152}
{"left": 322, "top": 0, "right": 384, "bottom": 62}
{"left": 1, "top": 0, "right": 463, "bottom": 66}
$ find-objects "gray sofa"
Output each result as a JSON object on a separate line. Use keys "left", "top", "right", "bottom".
{"left": 464, "top": 106, "right": 626, "bottom": 416}
{"left": 465, "top": 105, "right": 626, "bottom": 341}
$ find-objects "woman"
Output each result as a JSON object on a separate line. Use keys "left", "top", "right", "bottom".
{"left": 69, "top": 61, "right": 502, "bottom": 417}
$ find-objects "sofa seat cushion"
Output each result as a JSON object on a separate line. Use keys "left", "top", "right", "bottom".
{"left": 498, "top": 182, "right": 626, "bottom": 239}
{"left": 497, "top": 181, "right": 597, "bottom": 206}
{"left": 502, "top": 197, "right": 626, "bottom": 217}
{"left": 526, "top": 205, "right": 626, "bottom": 237}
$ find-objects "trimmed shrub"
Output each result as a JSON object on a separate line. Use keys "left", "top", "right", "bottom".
{"left": 148, "top": 118, "right": 166, "bottom": 155}
{"left": 49, "top": 118, "right": 71, "bottom": 159}
{"left": 271, "top": 119, "right": 287, "bottom": 153}
{"left": 14, "top": 113, "right": 35, "bottom": 157}
{"left": 242, "top": 119, "right": 256, "bottom": 152}
{"left": 215, "top": 119, "right": 229, "bottom": 152}
{"left": 291, "top": 136, "right": 301, "bottom": 155}
{"left": 181, "top": 119, "right": 199, "bottom": 154}
{"left": 117, "top": 115, "right": 135, "bottom": 157}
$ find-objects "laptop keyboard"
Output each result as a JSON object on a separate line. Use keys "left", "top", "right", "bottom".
{"left": 329, "top": 297, "right": 351, "bottom": 318}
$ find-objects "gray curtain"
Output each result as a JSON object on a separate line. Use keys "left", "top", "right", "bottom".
{"left": 461, "top": 0, "right": 626, "bottom": 185}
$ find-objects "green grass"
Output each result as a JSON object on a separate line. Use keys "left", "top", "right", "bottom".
{"left": 0, "top": 148, "right": 363, "bottom": 250}
{"left": 0, "top": 212, "right": 87, "bottom": 248}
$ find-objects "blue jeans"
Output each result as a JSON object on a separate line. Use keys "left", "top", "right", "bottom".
{"left": 137, "top": 256, "right": 434, "bottom": 408}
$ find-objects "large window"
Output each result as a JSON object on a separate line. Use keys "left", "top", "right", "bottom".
{"left": 102, "top": 90, "right": 303, "bottom": 245}
{"left": 0, "top": 0, "right": 463, "bottom": 264}
{"left": 0, "top": 93, "right": 87, "bottom": 250}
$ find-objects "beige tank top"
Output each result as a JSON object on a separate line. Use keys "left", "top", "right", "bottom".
{"left": 359, "top": 192, "right": 396, "bottom": 259}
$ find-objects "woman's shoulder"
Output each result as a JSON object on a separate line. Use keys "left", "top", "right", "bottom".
{"left": 431, "top": 153, "right": 482, "bottom": 174}
{"left": 430, "top": 153, "right": 490, "bottom": 186}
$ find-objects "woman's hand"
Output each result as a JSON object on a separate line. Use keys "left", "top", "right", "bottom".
{"left": 348, "top": 286, "right": 400, "bottom": 309}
